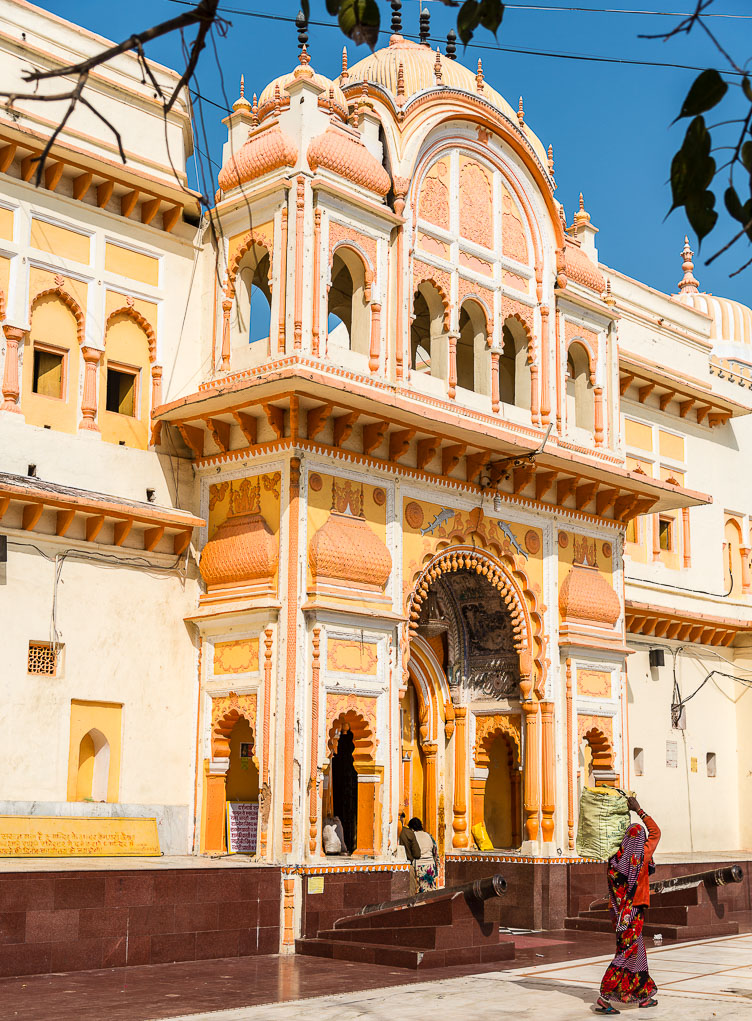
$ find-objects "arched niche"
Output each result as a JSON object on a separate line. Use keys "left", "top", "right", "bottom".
{"left": 724, "top": 517, "right": 744, "bottom": 596}
{"left": 327, "top": 247, "right": 370, "bottom": 358}
{"left": 23, "top": 290, "right": 82, "bottom": 432}
{"left": 457, "top": 300, "right": 490, "bottom": 396}
{"left": 75, "top": 728, "right": 111, "bottom": 803}
{"left": 323, "top": 707, "right": 379, "bottom": 856}
{"left": 566, "top": 341, "right": 595, "bottom": 433}
{"left": 229, "top": 241, "right": 272, "bottom": 366}
{"left": 411, "top": 281, "right": 447, "bottom": 378}
{"left": 500, "top": 316, "right": 531, "bottom": 410}
{"left": 100, "top": 310, "right": 152, "bottom": 449}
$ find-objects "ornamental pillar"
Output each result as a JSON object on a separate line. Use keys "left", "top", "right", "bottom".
{"left": 491, "top": 351, "right": 500, "bottom": 413}
{"left": 530, "top": 362, "right": 540, "bottom": 425}
{"left": 566, "top": 657, "right": 575, "bottom": 850}
{"left": 540, "top": 701, "right": 555, "bottom": 844}
{"left": 79, "top": 346, "right": 101, "bottom": 431}
{"left": 293, "top": 176, "right": 305, "bottom": 352}
{"left": 369, "top": 302, "right": 381, "bottom": 373}
{"left": 594, "top": 385, "right": 604, "bottom": 446}
{"left": 151, "top": 363, "right": 163, "bottom": 412}
{"left": 451, "top": 706, "right": 468, "bottom": 848}
{"left": 682, "top": 507, "right": 691, "bottom": 568}
{"left": 447, "top": 331, "right": 458, "bottom": 400}
{"left": 309, "top": 627, "right": 321, "bottom": 856}
{"left": 522, "top": 700, "right": 540, "bottom": 843}
{"left": 258, "top": 627, "right": 274, "bottom": 860}
{"left": 741, "top": 547, "right": 751, "bottom": 593}
{"left": 540, "top": 305, "right": 551, "bottom": 424}
{"left": 277, "top": 207, "right": 288, "bottom": 355}
{"left": 423, "top": 740, "right": 438, "bottom": 836}
{"left": 220, "top": 297, "right": 232, "bottom": 370}
{"left": 1, "top": 324, "right": 24, "bottom": 413}
{"left": 282, "top": 457, "right": 301, "bottom": 853}
{"left": 510, "top": 769, "right": 522, "bottom": 848}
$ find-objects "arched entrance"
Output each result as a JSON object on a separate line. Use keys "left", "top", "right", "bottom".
{"left": 400, "top": 675, "right": 428, "bottom": 827}
{"left": 331, "top": 727, "right": 358, "bottom": 854}
{"left": 323, "top": 706, "right": 379, "bottom": 856}
{"left": 203, "top": 699, "right": 259, "bottom": 853}
{"left": 407, "top": 545, "right": 546, "bottom": 847}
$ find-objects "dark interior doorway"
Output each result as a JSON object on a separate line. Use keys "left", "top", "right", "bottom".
{"left": 332, "top": 728, "right": 358, "bottom": 854}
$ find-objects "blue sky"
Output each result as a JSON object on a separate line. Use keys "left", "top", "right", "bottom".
{"left": 39, "top": 0, "right": 751, "bottom": 303}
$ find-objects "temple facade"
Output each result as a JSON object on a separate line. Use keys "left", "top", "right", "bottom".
{"left": 0, "top": 0, "right": 751, "bottom": 869}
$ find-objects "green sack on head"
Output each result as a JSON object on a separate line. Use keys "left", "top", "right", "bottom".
{"left": 576, "top": 786, "right": 632, "bottom": 861}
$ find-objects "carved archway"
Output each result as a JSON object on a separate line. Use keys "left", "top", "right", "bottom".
{"left": 472, "top": 715, "right": 522, "bottom": 848}
{"left": 225, "top": 230, "right": 273, "bottom": 297}
{"left": 407, "top": 545, "right": 547, "bottom": 700}
{"left": 106, "top": 305, "right": 157, "bottom": 363}
{"left": 212, "top": 706, "right": 259, "bottom": 767}
{"left": 582, "top": 725, "right": 614, "bottom": 774}
{"left": 330, "top": 241, "right": 374, "bottom": 302}
{"left": 567, "top": 336, "right": 597, "bottom": 384}
{"left": 29, "top": 286, "right": 85, "bottom": 345}
{"left": 327, "top": 709, "right": 375, "bottom": 765}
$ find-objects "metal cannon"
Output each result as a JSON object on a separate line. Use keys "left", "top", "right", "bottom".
{"left": 348, "top": 873, "right": 507, "bottom": 921}
{"left": 649, "top": 864, "right": 744, "bottom": 896}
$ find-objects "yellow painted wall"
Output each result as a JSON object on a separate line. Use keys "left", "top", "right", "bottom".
{"left": 105, "top": 243, "right": 159, "bottom": 286}
{"left": 75, "top": 732, "right": 96, "bottom": 801}
{"left": 484, "top": 736, "right": 513, "bottom": 847}
{"left": 0, "top": 256, "right": 10, "bottom": 308}
{"left": 66, "top": 700, "right": 122, "bottom": 803}
{"left": 104, "top": 291, "right": 158, "bottom": 335}
{"left": 225, "top": 718, "right": 259, "bottom": 802}
{"left": 214, "top": 638, "right": 259, "bottom": 674}
{"left": 625, "top": 418, "right": 653, "bottom": 451}
{"left": 30, "top": 218, "right": 90, "bottom": 264}
{"left": 22, "top": 295, "right": 80, "bottom": 432}
{"left": 0, "top": 206, "right": 13, "bottom": 242}
{"left": 327, "top": 638, "right": 378, "bottom": 675}
{"left": 557, "top": 530, "right": 615, "bottom": 607}
{"left": 659, "top": 429, "right": 685, "bottom": 462}
{"left": 227, "top": 221, "right": 274, "bottom": 272}
{"left": 29, "top": 268, "right": 87, "bottom": 313}
{"left": 99, "top": 314, "right": 151, "bottom": 448}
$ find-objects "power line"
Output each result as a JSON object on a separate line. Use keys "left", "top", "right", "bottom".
{"left": 166, "top": 1, "right": 747, "bottom": 77}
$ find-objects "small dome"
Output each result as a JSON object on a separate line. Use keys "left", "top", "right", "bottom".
{"left": 564, "top": 238, "right": 605, "bottom": 294}
{"left": 308, "top": 125, "right": 391, "bottom": 197}
{"left": 257, "top": 51, "right": 348, "bottom": 123}
{"left": 309, "top": 512, "right": 391, "bottom": 591}
{"left": 559, "top": 563, "right": 620, "bottom": 626}
{"left": 200, "top": 512, "right": 278, "bottom": 590}
{"left": 218, "top": 122, "right": 297, "bottom": 192}
{"left": 672, "top": 236, "right": 752, "bottom": 347}
{"left": 347, "top": 37, "right": 548, "bottom": 166}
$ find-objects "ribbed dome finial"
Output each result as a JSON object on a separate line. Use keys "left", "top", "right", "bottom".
{"left": 678, "top": 235, "right": 700, "bottom": 294}
{"left": 341, "top": 47, "right": 348, "bottom": 80}
{"left": 476, "top": 58, "right": 484, "bottom": 92}
{"left": 517, "top": 96, "right": 524, "bottom": 126}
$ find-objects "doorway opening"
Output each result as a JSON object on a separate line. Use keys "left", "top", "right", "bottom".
{"left": 331, "top": 726, "right": 358, "bottom": 854}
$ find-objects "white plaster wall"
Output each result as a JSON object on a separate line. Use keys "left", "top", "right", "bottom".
{"left": 0, "top": 540, "right": 200, "bottom": 815}
{"left": 626, "top": 644, "right": 741, "bottom": 852}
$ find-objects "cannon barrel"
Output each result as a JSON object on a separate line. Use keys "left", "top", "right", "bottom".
{"left": 349, "top": 873, "right": 507, "bottom": 920}
{"left": 650, "top": 865, "right": 744, "bottom": 896}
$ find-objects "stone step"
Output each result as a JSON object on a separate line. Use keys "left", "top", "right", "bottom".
{"left": 295, "top": 936, "right": 515, "bottom": 970}
{"left": 564, "top": 916, "right": 738, "bottom": 940}
{"left": 316, "top": 924, "right": 487, "bottom": 950}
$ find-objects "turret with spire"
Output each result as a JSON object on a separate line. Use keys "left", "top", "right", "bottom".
{"left": 678, "top": 235, "right": 699, "bottom": 295}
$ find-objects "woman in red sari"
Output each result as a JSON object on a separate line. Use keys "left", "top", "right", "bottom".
{"left": 596, "top": 795, "right": 661, "bottom": 1014}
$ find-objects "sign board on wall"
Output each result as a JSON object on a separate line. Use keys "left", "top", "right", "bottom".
{"left": 307, "top": 876, "right": 325, "bottom": 894}
{"left": 226, "top": 801, "right": 258, "bottom": 854}
{"left": 0, "top": 816, "right": 161, "bottom": 856}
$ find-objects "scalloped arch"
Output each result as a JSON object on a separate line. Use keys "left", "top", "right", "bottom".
{"left": 582, "top": 726, "right": 614, "bottom": 773}
{"left": 413, "top": 273, "right": 450, "bottom": 331}
{"left": 459, "top": 294, "right": 492, "bottom": 343}
{"left": 407, "top": 544, "right": 547, "bottom": 699}
{"left": 331, "top": 241, "right": 374, "bottom": 301}
{"left": 212, "top": 707, "right": 258, "bottom": 766}
{"left": 327, "top": 709, "right": 375, "bottom": 764}
{"left": 475, "top": 717, "right": 521, "bottom": 769}
{"left": 226, "top": 230, "right": 274, "bottom": 298}
{"left": 106, "top": 305, "right": 157, "bottom": 363}
{"left": 30, "top": 287, "right": 85, "bottom": 345}
{"left": 566, "top": 336, "right": 596, "bottom": 384}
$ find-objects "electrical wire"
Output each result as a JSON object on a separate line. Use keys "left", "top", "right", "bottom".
{"left": 166, "top": 0, "right": 749, "bottom": 77}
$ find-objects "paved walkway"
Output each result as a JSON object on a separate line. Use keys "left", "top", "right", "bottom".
{"left": 159, "top": 934, "right": 752, "bottom": 1021}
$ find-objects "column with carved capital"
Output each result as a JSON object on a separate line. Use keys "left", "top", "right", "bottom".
{"left": 1, "top": 324, "right": 24, "bottom": 413}
{"left": 447, "top": 332, "right": 458, "bottom": 400}
{"left": 423, "top": 741, "right": 438, "bottom": 837}
{"left": 309, "top": 626, "right": 321, "bottom": 856}
{"left": 282, "top": 457, "right": 301, "bottom": 853}
{"left": 522, "top": 700, "right": 540, "bottom": 843}
{"left": 593, "top": 385, "right": 604, "bottom": 446}
{"left": 220, "top": 297, "right": 232, "bottom": 370}
{"left": 511, "top": 769, "right": 522, "bottom": 848}
{"left": 540, "top": 305, "right": 551, "bottom": 424}
{"left": 79, "top": 347, "right": 101, "bottom": 431}
{"left": 540, "top": 701, "right": 555, "bottom": 844}
{"left": 451, "top": 706, "right": 469, "bottom": 848}
{"left": 530, "top": 362, "right": 540, "bottom": 425}
{"left": 491, "top": 350, "right": 500, "bottom": 413}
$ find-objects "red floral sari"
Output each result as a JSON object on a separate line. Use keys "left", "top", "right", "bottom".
{"left": 599, "top": 824, "right": 657, "bottom": 1004}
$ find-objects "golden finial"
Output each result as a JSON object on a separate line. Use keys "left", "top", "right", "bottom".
{"left": 434, "top": 47, "right": 442, "bottom": 86}
{"left": 232, "top": 73, "right": 251, "bottom": 112}
{"left": 299, "top": 43, "right": 311, "bottom": 67}
{"left": 476, "top": 58, "right": 484, "bottom": 92}
{"left": 678, "top": 235, "right": 699, "bottom": 294}
{"left": 251, "top": 92, "right": 258, "bottom": 126}
{"left": 573, "top": 192, "right": 591, "bottom": 227}
{"left": 547, "top": 144, "right": 555, "bottom": 177}
{"left": 517, "top": 96, "right": 524, "bottom": 127}
{"left": 397, "top": 61, "right": 406, "bottom": 102}
{"left": 328, "top": 85, "right": 335, "bottom": 119}
{"left": 558, "top": 204, "right": 567, "bottom": 232}
{"left": 603, "top": 279, "right": 616, "bottom": 307}
{"left": 341, "top": 47, "right": 348, "bottom": 81}
{"left": 274, "top": 82, "right": 281, "bottom": 114}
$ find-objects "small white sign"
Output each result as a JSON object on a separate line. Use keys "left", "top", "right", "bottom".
{"left": 226, "top": 801, "right": 258, "bottom": 854}
{"left": 666, "top": 741, "right": 678, "bottom": 768}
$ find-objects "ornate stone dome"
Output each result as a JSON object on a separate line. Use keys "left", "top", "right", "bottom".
{"left": 559, "top": 562, "right": 620, "bottom": 626}
{"left": 673, "top": 236, "right": 752, "bottom": 348}
{"left": 218, "top": 122, "right": 298, "bottom": 192}
{"left": 308, "top": 125, "right": 391, "bottom": 196}
{"left": 200, "top": 511, "right": 278, "bottom": 590}
{"left": 347, "top": 36, "right": 547, "bottom": 165}
{"left": 309, "top": 512, "right": 391, "bottom": 592}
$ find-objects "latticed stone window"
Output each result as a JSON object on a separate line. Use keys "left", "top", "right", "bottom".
{"left": 27, "top": 641, "right": 58, "bottom": 676}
